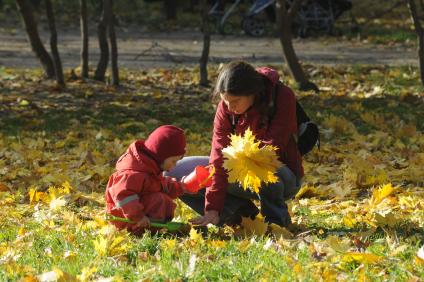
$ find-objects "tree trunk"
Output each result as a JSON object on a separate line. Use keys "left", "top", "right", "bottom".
{"left": 275, "top": 0, "right": 318, "bottom": 92}
{"left": 199, "top": 0, "right": 210, "bottom": 86}
{"left": 407, "top": 0, "right": 424, "bottom": 86}
{"left": 45, "top": 0, "right": 64, "bottom": 86}
{"left": 16, "top": 0, "right": 55, "bottom": 78}
{"left": 164, "top": 0, "right": 177, "bottom": 20}
{"left": 94, "top": 0, "right": 109, "bottom": 81}
{"left": 108, "top": 2, "right": 119, "bottom": 86}
{"left": 80, "top": 0, "right": 89, "bottom": 78}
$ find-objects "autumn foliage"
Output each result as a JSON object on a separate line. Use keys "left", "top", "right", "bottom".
{"left": 223, "top": 128, "right": 282, "bottom": 193}
{"left": 0, "top": 65, "right": 423, "bottom": 281}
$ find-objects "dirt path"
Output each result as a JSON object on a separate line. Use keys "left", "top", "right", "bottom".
{"left": 0, "top": 27, "right": 418, "bottom": 69}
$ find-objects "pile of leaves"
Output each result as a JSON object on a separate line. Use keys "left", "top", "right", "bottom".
{"left": 0, "top": 64, "right": 423, "bottom": 281}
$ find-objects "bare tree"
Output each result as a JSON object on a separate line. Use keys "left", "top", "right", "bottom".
{"left": 275, "top": 0, "right": 318, "bottom": 92}
{"left": 199, "top": 0, "right": 210, "bottom": 86}
{"left": 94, "top": 0, "right": 109, "bottom": 81}
{"left": 16, "top": 0, "right": 55, "bottom": 78}
{"left": 80, "top": 0, "right": 89, "bottom": 78}
{"left": 44, "top": 0, "right": 64, "bottom": 86}
{"left": 94, "top": 0, "right": 119, "bottom": 85}
{"left": 108, "top": 2, "right": 119, "bottom": 86}
{"left": 407, "top": 0, "right": 424, "bottom": 86}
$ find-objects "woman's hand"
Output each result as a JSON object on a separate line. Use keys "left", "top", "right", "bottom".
{"left": 190, "top": 210, "right": 219, "bottom": 226}
{"left": 134, "top": 216, "right": 150, "bottom": 228}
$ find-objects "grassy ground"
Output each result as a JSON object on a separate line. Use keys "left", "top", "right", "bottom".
{"left": 0, "top": 64, "right": 423, "bottom": 281}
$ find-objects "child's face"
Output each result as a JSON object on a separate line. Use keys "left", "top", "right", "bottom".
{"left": 220, "top": 93, "right": 255, "bottom": 114}
{"left": 161, "top": 155, "right": 184, "bottom": 171}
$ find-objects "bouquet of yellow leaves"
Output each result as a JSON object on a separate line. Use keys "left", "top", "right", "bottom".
{"left": 222, "top": 128, "right": 283, "bottom": 193}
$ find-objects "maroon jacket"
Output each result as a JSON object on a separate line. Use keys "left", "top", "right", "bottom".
{"left": 206, "top": 67, "right": 304, "bottom": 212}
{"left": 105, "top": 140, "right": 185, "bottom": 232}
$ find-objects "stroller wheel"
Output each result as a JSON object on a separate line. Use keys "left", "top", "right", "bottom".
{"left": 242, "top": 16, "right": 265, "bottom": 37}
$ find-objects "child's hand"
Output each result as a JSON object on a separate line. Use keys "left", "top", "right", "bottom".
{"left": 135, "top": 216, "right": 150, "bottom": 228}
{"left": 181, "top": 176, "right": 197, "bottom": 194}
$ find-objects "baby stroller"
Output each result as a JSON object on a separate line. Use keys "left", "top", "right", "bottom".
{"left": 208, "top": 0, "right": 244, "bottom": 34}
{"left": 242, "top": 0, "right": 352, "bottom": 37}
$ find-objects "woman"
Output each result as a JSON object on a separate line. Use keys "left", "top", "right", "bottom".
{"left": 167, "top": 61, "right": 303, "bottom": 227}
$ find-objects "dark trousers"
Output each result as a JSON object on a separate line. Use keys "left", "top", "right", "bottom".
{"left": 165, "top": 156, "right": 301, "bottom": 227}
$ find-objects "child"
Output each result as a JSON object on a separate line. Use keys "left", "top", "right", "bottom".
{"left": 105, "top": 125, "right": 188, "bottom": 234}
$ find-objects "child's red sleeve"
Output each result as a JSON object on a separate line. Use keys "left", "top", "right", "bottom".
{"left": 108, "top": 174, "right": 145, "bottom": 222}
{"left": 161, "top": 176, "right": 184, "bottom": 199}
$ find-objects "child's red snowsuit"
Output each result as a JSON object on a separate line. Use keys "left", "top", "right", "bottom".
{"left": 105, "top": 140, "right": 185, "bottom": 234}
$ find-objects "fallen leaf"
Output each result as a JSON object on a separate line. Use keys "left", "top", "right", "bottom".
{"left": 342, "top": 252, "right": 382, "bottom": 264}
{"left": 0, "top": 183, "right": 11, "bottom": 192}
{"left": 241, "top": 216, "right": 268, "bottom": 236}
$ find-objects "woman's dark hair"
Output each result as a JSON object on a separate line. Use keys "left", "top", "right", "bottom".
{"left": 213, "top": 61, "right": 272, "bottom": 126}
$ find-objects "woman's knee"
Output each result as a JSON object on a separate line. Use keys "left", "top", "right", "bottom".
{"left": 262, "top": 166, "right": 299, "bottom": 200}
{"left": 277, "top": 167, "right": 300, "bottom": 199}
{"left": 165, "top": 156, "right": 209, "bottom": 180}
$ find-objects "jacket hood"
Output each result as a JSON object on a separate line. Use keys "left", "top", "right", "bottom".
{"left": 144, "top": 125, "right": 186, "bottom": 165}
{"left": 256, "top": 67, "right": 280, "bottom": 85}
{"left": 115, "top": 140, "right": 160, "bottom": 174}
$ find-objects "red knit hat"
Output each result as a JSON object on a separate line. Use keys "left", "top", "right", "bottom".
{"left": 144, "top": 125, "right": 186, "bottom": 164}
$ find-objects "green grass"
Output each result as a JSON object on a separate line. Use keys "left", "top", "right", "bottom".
{"left": 338, "top": 24, "right": 416, "bottom": 44}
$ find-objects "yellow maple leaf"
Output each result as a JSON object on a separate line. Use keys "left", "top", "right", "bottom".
{"left": 293, "top": 263, "right": 302, "bottom": 274}
{"left": 222, "top": 128, "right": 282, "bottom": 193}
{"left": 109, "top": 236, "right": 131, "bottom": 256}
{"left": 49, "top": 196, "right": 67, "bottom": 211}
{"left": 295, "top": 185, "right": 320, "bottom": 199}
{"left": 77, "top": 266, "right": 97, "bottom": 282}
{"left": 415, "top": 245, "right": 424, "bottom": 262}
{"left": 208, "top": 240, "right": 227, "bottom": 249}
{"left": 93, "top": 236, "right": 108, "bottom": 257}
{"left": 370, "top": 183, "right": 394, "bottom": 206}
{"left": 241, "top": 215, "right": 268, "bottom": 236}
{"left": 61, "top": 181, "right": 74, "bottom": 194}
{"left": 92, "top": 232, "right": 131, "bottom": 257}
{"left": 342, "top": 252, "right": 382, "bottom": 264}
{"left": 342, "top": 213, "right": 358, "bottom": 228}
{"left": 237, "top": 240, "right": 251, "bottom": 252}
{"left": 161, "top": 238, "right": 177, "bottom": 251}
{"left": 321, "top": 267, "right": 337, "bottom": 281}
{"left": 28, "top": 187, "right": 47, "bottom": 204}
{"left": 268, "top": 223, "right": 293, "bottom": 239}
{"left": 189, "top": 228, "right": 204, "bottom": 243}
{"left": 21, "top": 276, "right": 38, "bottom": 282}
{"left": 326, "top": 235, "right": 351, "bottom": 254}
{"left": 373, "top": 209, "right": 400, "bottom": 227}
{"left": 18, "top": 227, "right": 26, "bottom": 236}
